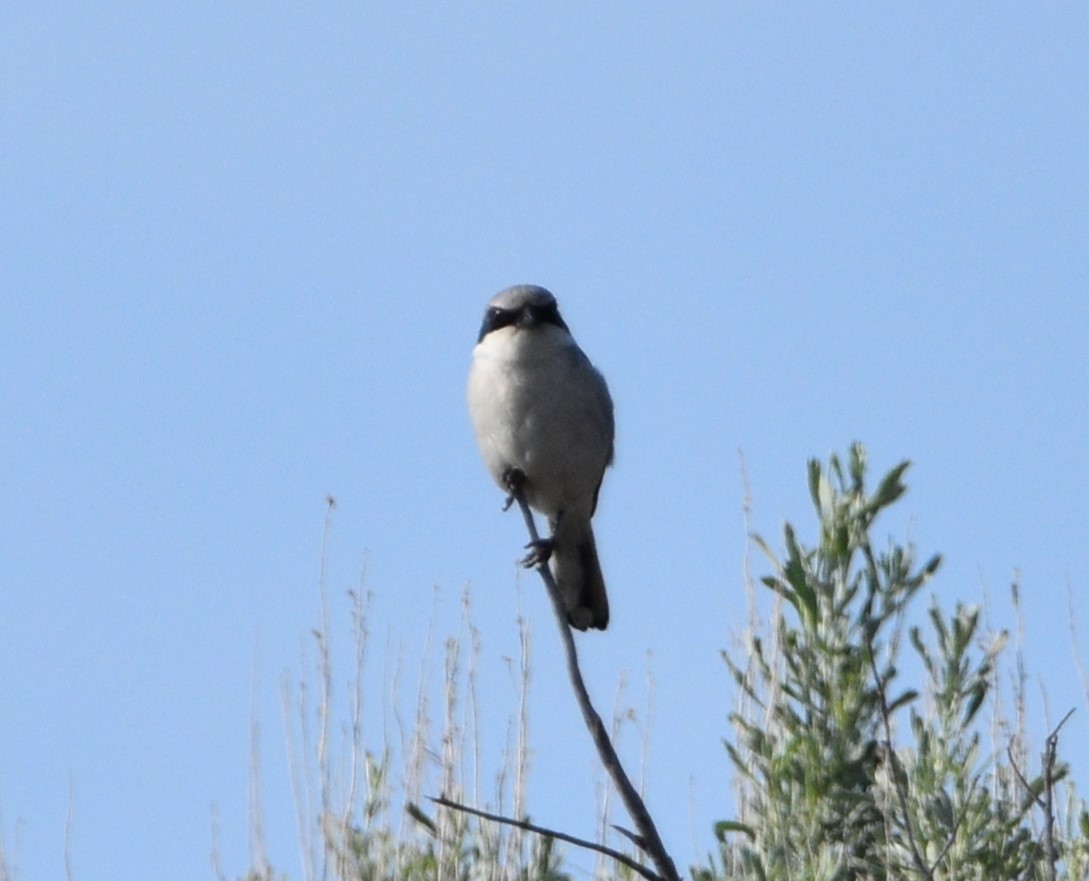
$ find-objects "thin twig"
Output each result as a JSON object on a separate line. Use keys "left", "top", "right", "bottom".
{"left": 507, "top": 486, "right": 681, "bottom": 881}
{"left": 1007, "top": 744, "right": 1044, "bottom": 809}
{"left": 1042, "top": 708, "right": 1075, "bottom": 881}
{"left": 1043, "top": 742, "right": 1057, "bottom": 881}
{"left": 429, "top": 796, "right": 659, "bottom": 881}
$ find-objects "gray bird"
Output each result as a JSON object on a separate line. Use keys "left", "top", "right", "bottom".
{"left": 467, "top": 285, "right": 615, "bottom": 631}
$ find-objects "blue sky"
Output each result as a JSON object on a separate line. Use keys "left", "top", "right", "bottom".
{"left": 3, "top": 4, "right": 1088, "bottom": 880}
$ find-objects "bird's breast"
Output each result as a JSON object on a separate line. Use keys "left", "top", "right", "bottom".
{"left": 468, "top": 331, "right": 612, "bottom": 518}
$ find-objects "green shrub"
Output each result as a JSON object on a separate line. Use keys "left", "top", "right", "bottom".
{"left": 708, "top": 443, "right": 1089, "bottom": 881}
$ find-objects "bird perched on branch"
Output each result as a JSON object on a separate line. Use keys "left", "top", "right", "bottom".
{"left": 467, "top": 285, "right": 615, "bottom": 631}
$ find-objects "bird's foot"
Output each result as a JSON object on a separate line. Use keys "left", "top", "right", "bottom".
{"left": 501, "top": 467, "right": 527, "bottom": 511}
{"left": 521, "top": 538, "right": 554, "bottom": 569}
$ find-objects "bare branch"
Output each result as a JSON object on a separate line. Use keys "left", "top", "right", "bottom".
{"left": 507, "top": 483, "right": 682, "bottom": 881}
{"left": 428, "top": 796, "right": 660, "bottom": 881}
{"left": 1006, "top": 744, "right": 1043, "bottom": 810}
{"left": 1007, "top": 708, "right": 1075, "bottom": 881}
{"left": 1042, "top": 708, "right": 1076, "bottom": 881}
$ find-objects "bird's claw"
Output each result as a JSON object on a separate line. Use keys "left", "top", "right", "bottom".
{"left": 520, "top": 538, "right": 554, "bottom": 569}
{"left": 501, "top": 467, "right": 527, "bottom": 511}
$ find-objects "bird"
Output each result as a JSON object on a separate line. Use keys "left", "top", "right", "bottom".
{"left": 467, "top": 284, "right": 615, "bottom": 631}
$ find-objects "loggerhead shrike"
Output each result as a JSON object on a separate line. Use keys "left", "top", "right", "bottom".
{"left": 467, "top": 285, "right": 615, "bottom": 631}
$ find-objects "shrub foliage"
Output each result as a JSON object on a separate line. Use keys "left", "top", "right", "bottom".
{"left": 707, "top": 443, "right": 1088, "bottom": 881}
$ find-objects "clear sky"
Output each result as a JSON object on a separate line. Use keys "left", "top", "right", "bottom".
{"left": 3, "top": 5, "right": 1088, "bottom": 880}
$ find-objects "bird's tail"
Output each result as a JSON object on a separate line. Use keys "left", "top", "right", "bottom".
{"left": 550, "top": 518, "right": 609, "bottom": 631}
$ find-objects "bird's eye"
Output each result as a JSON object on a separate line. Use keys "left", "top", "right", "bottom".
{"left": 478, "top": 306, "right": 517, "bottom": 342}
{"left": 538, "top": 302, "right": 569, "bottom": 333}
{"left": 491, "top": 308, "right": 516, "bottom": 329}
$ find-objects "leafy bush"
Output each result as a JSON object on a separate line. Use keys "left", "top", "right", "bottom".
{"left": 706, "top": 443, "right": 1089, "bottom": 881}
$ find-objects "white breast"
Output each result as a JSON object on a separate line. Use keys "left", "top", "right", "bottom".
{"left": 467, "top": 324, "right": 613, "bottom": 520}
